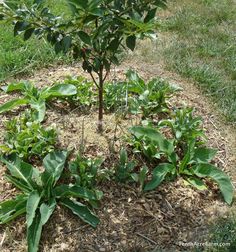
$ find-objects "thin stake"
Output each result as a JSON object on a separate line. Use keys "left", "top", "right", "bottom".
{"left": 136, "top": 232, "right": 157, "bottom": 245}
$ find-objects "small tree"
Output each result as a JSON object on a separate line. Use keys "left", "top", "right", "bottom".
{"left": 0, "top": 0, "right": 166, "bottom": 132}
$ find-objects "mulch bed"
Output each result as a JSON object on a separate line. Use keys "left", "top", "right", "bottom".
{"left": 0, "top": 61, "right": 235, "bottom": 252}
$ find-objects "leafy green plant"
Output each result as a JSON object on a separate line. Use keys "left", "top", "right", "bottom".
{"left": 69, "top": 154, "right": 109, "bottom": 189}
{"left": 0, "top": 0, "right": 166, "bottom": 131}
{"left": 132, "top": 165, "right": 149, "bottom": 190}
{"left": 0, "top": 151, "right": 100, "bottom": 252}
{"left": 115, "top": 148, "right": 136, "bottom": 183}
{"left": 0, "top": 111, "right": 57, "bottom": 161}
{"left": 128, "top": 125, "right": 176, "bottom": 162}
{"left": 129, "top": 126, "right": 234, "bottom": 205}
{"left": 104, "top": 81, "right": 128, "bottom": 113}
{"left": 158, "top": 107, "right": 206, "bottom": 146}
{"left": 115, "top": 148, "right": 148, "bottom": 190}
{"left": 60, "top": 76, "right": 96, "bottom": 108}
{"left": 126, "top": 70, "right": 181, "bottom": 118}
{"left": 0, "top": 81, "right": 77, "bottom": 121}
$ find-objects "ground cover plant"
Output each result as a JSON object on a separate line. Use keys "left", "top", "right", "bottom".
{"left": 128, "top": 113, "right": 234, "bottom": 205}
{"left": 207, "top": 211, "right": 236, "bottom": 252}
{"left": 0, "top": 81, "right": 77, "bottom": 121}
{"left": 0, "top": 151, "right": 101, "bottom": 252}
{"left": 0, "top": 110, "right": 57, "bottom": 161}
{"left": 59, "top": 76, "right": 96, "bottom": 109}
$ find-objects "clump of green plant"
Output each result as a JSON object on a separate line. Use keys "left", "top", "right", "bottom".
{"left": 158, "top": 107, "right": 206, "bottom": 147}
{"left": 128, "top": 125, "right": 234, "bottom": 205}
{"left": 0, "top": 111, "right": 57, "bottom": 161}
{"left": 115, "top": 148, "right": 148, "bottom": 189}
{"left": 69, "top": 154, "right": 110, "bottom": 188}
{"left": 126, "top": 70, "right": 182, "bottom": 118}
{"left": 103, "top": 70, "right": 181, "bottom": 117}
{"left": 60, "top": 76, "right": 96, "bottom": 108}
{"left": 104, "top": 81, "right": 128, "bottom": 113}
{"left": 68, "top": 154, "right": 111, "bottom": 208}
{"left": 0, "top": 81, "right": 77, "bottom": 121}
{"left": 0, "top": 151, "right": 101, "bottom": 252}
{"left": 115, "top": 148, "right": 137, "bottom": 183}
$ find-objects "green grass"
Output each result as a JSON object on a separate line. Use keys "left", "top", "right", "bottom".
{"left": 159, "top": 0, "right": 236, "bottom": 122}
{"left": 0, "top": 0, "right": 70, "bottom": 81}
{"left": 205, "top": 211, "right": 236, "bottom": 252}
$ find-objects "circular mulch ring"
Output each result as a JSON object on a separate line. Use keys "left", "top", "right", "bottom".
{"left": 0, "top": 58, "right": 235, "bottom": 251}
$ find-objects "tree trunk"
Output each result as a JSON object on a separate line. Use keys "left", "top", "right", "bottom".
{"left": 97, "top": 69, "right": 104, "bottom": 133}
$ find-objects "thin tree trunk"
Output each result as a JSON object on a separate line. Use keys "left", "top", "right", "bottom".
{"left": 97, "top": 68, "right": 104, "bottom": 133}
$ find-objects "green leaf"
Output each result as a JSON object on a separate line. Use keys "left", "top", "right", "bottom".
{"left": 41, "top": 84, "right": 77, "bottom": 99}
{"left": 40, "top": 199, "right": 56, "bottom": 225}
{"left": 184, "top": 177, "right": 207, "bottom": 190}
{"left": 62, "top": 36, "right": 72, "bottom": 52}
{"left": 24, "top": 28, "right": 35, "bottom": 41}
{"left": 108, "top": 38, "right": 120, "bottom": 51}
{"left": 27, "top": 212, "right": 43, "bottom": 252}
{"left": 42, "top": 151, "right": 68, "bottom": 187}
{"left": 60, "top": 198, "right": 99, "bottom": 228}
{"left": 144, "top": 8, "right": 157, "bottom": 23}
{"left": 78, "top": 31, "right": 91, "bottom": 45}
{"left": 193, "top": 164, "right": 234, "bottom": 205}
{"left": 130, "top": 126, "right": 174, "bottom": 154}
{"left": 193, "top": 147, "right": 217, "bottom": 163}
{"left": 0, "top": 194, "right": 27, "bottom": 224}
{"left": 130, "top": 126, "right": 163, "bottom": 141}
{"left": 30, "top": 99, "right": 46, "bottom": 122}
{"left": 26, "top": 191, "right": 41, "bottom": 228}
{"left": 68, "top": 0, "right": 88, "bottom": 9}
{"left": 54, "top": 185, "right": 98, "bottom": 201}
{"left": 5, "top": 174, "right": 32, "bottom": 193}
{"left": 14, "top": 21, "right": 28, "bottom": 36}
{"left": 126, "top": 35, "right": 136, "bottom": 51}
{"left": 144, "top": 163, "right": 175, "bottom": 191}
{"left": 0, "top": 98, "right": 29, "bottom": 114}
{"left": 1, "top": 82, "right": 26, "bottom": 93}
{"left": 139, "top": 166, "right": 148, "bottom": 189}
{"left": 1, "top": 156, "right": 36, "bottom": 190}
{"left": 119, "top": 148, "right": 127, "bottom": 165}
{"left": 179, "top": 140, "right": 195, "bottom": 173}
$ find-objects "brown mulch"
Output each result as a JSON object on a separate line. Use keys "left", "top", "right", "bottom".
{"left": 0, "top": 59, "right": 236, "bottom": 252}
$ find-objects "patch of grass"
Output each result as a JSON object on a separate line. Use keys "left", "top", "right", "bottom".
{"left": 0, "top": 0, "right": 71, "bottom": 81}
{"left": 159, "top": 0, "right": 236, "bottom": 122}
{"left": 205, "top": 211, "right": 236, "bottom": 252}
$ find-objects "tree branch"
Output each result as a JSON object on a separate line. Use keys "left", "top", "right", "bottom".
{"left": 89, "top": 72, "right": 99, "bottom": 88}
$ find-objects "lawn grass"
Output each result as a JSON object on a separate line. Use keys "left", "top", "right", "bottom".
{"left": 0, "top": 0, "right": 70, "bottom": 81}
{"left": 158, "top": 0, "right": 236, "bottom": 122}
{"left": 206, "top": 211, "right": 236, "bottom": 252}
